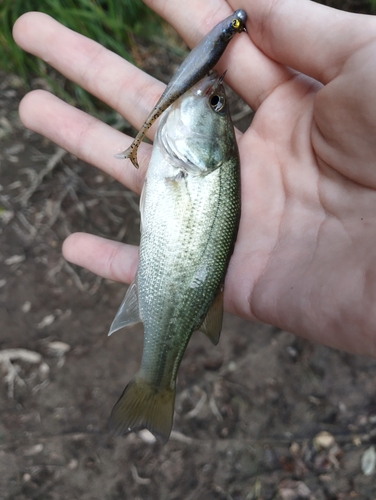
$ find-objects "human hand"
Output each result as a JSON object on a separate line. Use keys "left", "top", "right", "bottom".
{"left": 13, "top": 0, "right": 376, "bottom": 357}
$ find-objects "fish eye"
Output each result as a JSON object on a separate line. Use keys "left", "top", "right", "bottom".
{"left": 210, "top": 94, "right": 226, "bottom": 112}
{"left": 232, "top": 18, "right": 241, "bottom": 30}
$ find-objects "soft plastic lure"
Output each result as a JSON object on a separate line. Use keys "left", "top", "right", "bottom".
{"left": 116, "top": 9, "right": 247, "bottom": 169}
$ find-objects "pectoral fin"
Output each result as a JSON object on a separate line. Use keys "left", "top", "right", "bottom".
{"left": 108, "top": 278, "right": 141, "bottom": 336}
{"left": 199, "top": 286, "right": 224, "bottom": 345}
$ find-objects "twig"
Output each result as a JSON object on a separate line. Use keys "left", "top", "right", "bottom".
{"left": 63, "top": 262, "right": 89, "bottom": 292}
{"left": 209, "top": 396, "right": 223, "bottom": 422}
{"left": 169, "top": 430, "right": 193, "bottom": 444}
{"left": 15, "top": 211, "right": 37, "bottom": 241}
{"left": 17, "top": 147, "right": 67, "bottom": 207}
{"left": 47, "top": 257, "right": 65, "bottom": 281}
{"left": 42, "top": 186, "right": 70, "bottom": 231}
{"left": 0, "top": 349, "right": 42, "bottom": 398}
{"left": 185, "top": 391, "right": 207, "bottom": 419}
{"left": 130, "top": 464, "right": 151, "bottom": 485}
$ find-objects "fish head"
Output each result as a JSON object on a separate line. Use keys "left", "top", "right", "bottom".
{"left": 158, "top": 72, "right": 238, "bottom": 176}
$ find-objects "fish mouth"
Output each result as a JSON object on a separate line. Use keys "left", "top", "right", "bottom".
{"left": 192, "top": 71, "right": 223, "bottom": 97}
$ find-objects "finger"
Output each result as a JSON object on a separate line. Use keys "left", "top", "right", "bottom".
{"left": 19, "top": 90, "right": 149, "bottom": 194}
{"left": 13, "top": 12, "right": 164, "bottom": 136}
{"left": 233, "top": 0, "right": 376, "bottom": 84}
{"left": 62, "top": 233, "right": 138, "bottom": 284}
{"left": 144, "top": 0, "right": 290, "bottom": 109}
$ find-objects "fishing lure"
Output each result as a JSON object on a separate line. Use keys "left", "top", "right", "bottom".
{"left": 116, "top": 9, "right": 247, "bottom": 169}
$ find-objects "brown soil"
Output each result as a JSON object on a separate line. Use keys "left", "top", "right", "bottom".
{"left": 1, "top": 4, "right": 376, "bottom": 498}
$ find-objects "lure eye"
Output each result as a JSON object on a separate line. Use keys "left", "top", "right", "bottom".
{"left": 232, "top": 18, "right": 241, "bottom": 29}
{"left": 210, "top": 94, "right": 226, "bottom": 112}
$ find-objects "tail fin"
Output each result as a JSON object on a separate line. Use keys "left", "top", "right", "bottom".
{"left": 109, "top": 376, "right": 175, "bottom": 443}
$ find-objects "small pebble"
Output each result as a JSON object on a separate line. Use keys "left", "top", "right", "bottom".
{"left": 138, "top": 429, "right": 157, "bottom": 444}
{"left": 37, "top": 315, "right": 55, "bottom": 330}
{"left": 46, "top": 341, "right": 71, "bottom": 357}
{"left": 313, "top": 431, "right": 335, "bottom": 450}
{"left": 21, "top": 301, "right": 31, "bottom": 313}
{"left": 361, "top": 446, "right": 376, "bottom": 476}
{"left": 5, "top": 255, "right": 25, "bottom": 266}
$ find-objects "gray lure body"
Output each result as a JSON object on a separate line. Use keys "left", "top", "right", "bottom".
{"left": 116, "top": 9, "right": 247, "bottom": 168}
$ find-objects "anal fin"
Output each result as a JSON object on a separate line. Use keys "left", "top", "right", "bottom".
{"left": 199, "top": 286, "right": 224, "bottom": 345}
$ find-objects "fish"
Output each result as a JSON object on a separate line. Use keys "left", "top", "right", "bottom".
{"left": 115, "top": 9, "right": 247, "bottom": 169}
{"left": 108, "top": 71, "right": 240, "bottom": 443}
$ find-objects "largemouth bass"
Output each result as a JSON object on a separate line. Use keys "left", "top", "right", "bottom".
{"left": 116, "top": 9, "right": 246, "bottom": 169}
{"left": 109, "top": 72, "right": 240, "bottom": 442}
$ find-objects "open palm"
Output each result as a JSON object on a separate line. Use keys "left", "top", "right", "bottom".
{"left": 13, "top": 0, "right": 376, "bottom": 356}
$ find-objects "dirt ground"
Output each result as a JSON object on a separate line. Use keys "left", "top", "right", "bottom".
{"left": 2, "top": 5, "right": 376, "bottom": 500}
